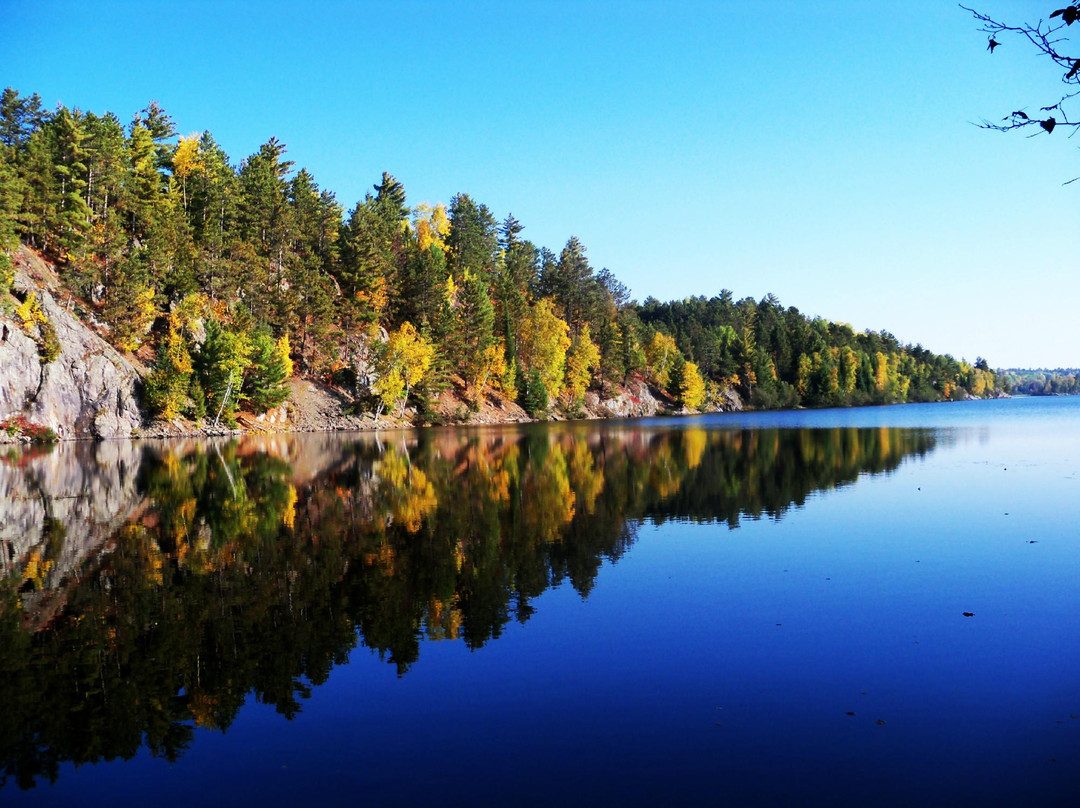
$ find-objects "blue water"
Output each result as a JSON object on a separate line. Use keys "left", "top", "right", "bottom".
{"left": 6, "top": 397, "right": 1080, "bottom": 807}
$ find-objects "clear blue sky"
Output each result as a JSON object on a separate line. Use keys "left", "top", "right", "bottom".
{"left": 3, "top": 0, "right": 1077, "bottom": 368}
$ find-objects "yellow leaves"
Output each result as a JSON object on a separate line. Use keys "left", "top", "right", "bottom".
{"left": 567, "top": 439, "right": 604, "bottom": 516}
{"left": 517, "top": 298, "right": 571, "bottom": 400}
{"left": 645, "top": 331, "right": 679, "bottom": 388}
{"left": 15, "top": 292, "right": 46, "bottom": 330}
{"left": 172, "top": 134, "right": 203, "bottom": 181}
{"left": 21, "top": 549, "right": 52, "bottom": 588}
{"left": 413, "top": 202, "right": 450, "bottom": 252}
{"left": 839, "top": 346, "right": 858, "bottom": 395}
{"left": 874, "top": 351, "right": 889, "bottom": 392}
{"left": 354, "top": 275, "right": 389, "bottom": 321}
{"left": 520, "top": 440, "right": 575, "bottom": 542}
{"left": 563, "top": 325, "right": 601, "bottom": 406}
{"left": 443, "top": 274, "right": 458, "bottom": 306}
{"left": 424, "top": 597, "right": 462, "bottom": 641}
{"left": 372, "top": 322, "right": 435, "bottom": 415}
{"left": 276, "top": 334, "right": 294, "bottom": 379}
{"left": 680, "top": 360, "right": 706, "bottom": 410}
{"left": 113, "top": 284, "right": 157, "bottom": 353}
{"left": 826, "top": 364, "right": 840, "bottom": 396}
{"left": 175, "top": 292, "right": 211, "bottom": 331}
{"left": 188, "top": 693, "right": 224, "bottom": 730}
{"left": 796, "top": 353, "right": 813, "bottom": 397}
{"left": 469, "top": 341, "right": 507, "bottom": 401}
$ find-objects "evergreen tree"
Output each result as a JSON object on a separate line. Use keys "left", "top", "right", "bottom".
{"left": 446, "top": 192, "right": 497, "bottom": 283}
{"left": 458, "top": 270, "right": 496, "bottom": 399}
{"left": 244, "top": 330, "right": 292, "bottom": 412}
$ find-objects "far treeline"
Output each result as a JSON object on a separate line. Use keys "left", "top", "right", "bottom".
{"left": 998, "top": 369, "right": 1080, "bottom": 396}
{"left": 0, "top": 88, "right": 1001, "bottom": 424}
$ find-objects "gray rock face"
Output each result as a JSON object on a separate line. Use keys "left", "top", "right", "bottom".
{"left": 0, "top": 249, "right": 143, "bottom": 439}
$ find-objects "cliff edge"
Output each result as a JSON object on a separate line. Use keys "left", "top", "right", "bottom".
{"left": 0, "top": 247, "right": 143, "bottom": 439}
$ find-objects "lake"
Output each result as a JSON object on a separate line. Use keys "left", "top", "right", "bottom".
{"left": 2, "top": 397, "right": 1079, "bottom": 806}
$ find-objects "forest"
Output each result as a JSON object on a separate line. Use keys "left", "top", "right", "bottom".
{"left": 0, "top": 88, "right": 1001, "bottom": 426}
{"left": 997, "top": 369, "right": 1080, "bottom": 396}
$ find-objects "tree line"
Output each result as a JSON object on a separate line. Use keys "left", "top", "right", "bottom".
{"left": 998, "top": 368, "right": 1080, "bottom": 396}
{"left": 0, "top": 88, "right": 999, "bottom": 424}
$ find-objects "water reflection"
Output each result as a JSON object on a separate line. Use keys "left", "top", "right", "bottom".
{"left": 0, "top": 424, "right": 937, "bottom": 789}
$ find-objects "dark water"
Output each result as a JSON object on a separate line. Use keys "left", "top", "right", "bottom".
{"left": 2, "top": 397, "right": 1079, "bottom": 806}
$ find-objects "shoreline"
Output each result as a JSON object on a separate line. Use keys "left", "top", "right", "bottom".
{"left": 2, "top": 385, "right": 1014, "bottom": 446}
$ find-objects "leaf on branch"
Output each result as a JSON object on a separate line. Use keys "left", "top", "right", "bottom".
{"left": 1041, "top": 117, "right": 1057, "bottom": 133}
{"left": 1051, "top": 5, "right": 1079, "bottom": 25}
{"left": 987, "top": 36, "right": 1000, "bottom": 52}
{"left": 1068, "top": 59, "right": 1080, "bottom": 79}
{"left": 1010, "top": 110, "right": 1029, "bottom": 120}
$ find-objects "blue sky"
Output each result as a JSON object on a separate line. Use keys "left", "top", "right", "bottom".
{"left": 3, "top": 0, "right": 1077, "bottom": 368}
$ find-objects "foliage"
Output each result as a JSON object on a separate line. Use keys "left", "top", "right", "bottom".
{"left": 521, "top": 367, "right": 549, "bottom": 416}
{"left": 679, "top": 360, "right": 707, "bottom": 410}
{"left": 373, "top": 322, "right": 435, "bottom": 417}
{"left": 197, "top": 318, "right": 252, "bottom": 426}
{"left": 516, "top": 298, "right": 571, "bottom": 403}
{"left": 144, "top": 312, "right": 194, "bottom": 420}
{"left": 999, "top": 367, "right": 1080, "bottom": 395}
{"left": 0, "top": 414, "right": 58, "bottom": 442}
{"left": 243, "top": 331, "right": 292, "bottom": 413}
{"left": 13, "top": 290, "right": 60, "bottom": 363}
{"left": 0, "top": 252, "right": 12, "bottom": 295}
{"left": 645, "top": 331, "right": 679, "bottom": 389}
{"left": 563, "top": 324, "right": 601, "bottom": 406}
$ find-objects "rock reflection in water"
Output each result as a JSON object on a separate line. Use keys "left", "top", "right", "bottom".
{"left": 0, "top": 423, "right": 936, "bottom": 789}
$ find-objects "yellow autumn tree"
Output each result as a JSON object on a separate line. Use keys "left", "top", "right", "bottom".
{"left": 517, "top": 298, "right": 571, "bottom": 401}
{"left": 874, "top": 351, "right": 889, "bottom": 393}
{"left": 645, "top": 331, "right": 679, "bottom": 388}
{"left": 171, "top": 134, "right": 203, "bottom": 210}
{"left": 679, "top": 360, "right": 706, "bottom": 410}
{"left": 145, "top": 312, "right": 194, "bottom": 419}
{"left": 373, "top": 322, "right": 435, "bottom": 417}
{"left": 470, "top": 340, "right": 509, "bottom": 401}
{"left": 562, "top": 324, "right": 601, "bottom": 407}
{"left": 413, "top": 202, "right": 450, "bottom": 252}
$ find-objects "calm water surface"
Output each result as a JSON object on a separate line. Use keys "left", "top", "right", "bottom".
{"left": 2, "top": 397, "right": 1078, "bottom": 806}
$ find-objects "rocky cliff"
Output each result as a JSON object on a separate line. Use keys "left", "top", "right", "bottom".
{"left": 1, "top": 248, "right": 143, "bottom": 439}
{"left": 0, "top": 246, "right": 741, "bottom": 441}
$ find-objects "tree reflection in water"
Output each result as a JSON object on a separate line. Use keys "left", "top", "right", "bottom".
{"left": 0, "top": 423, "right": 936, "bottom": 789}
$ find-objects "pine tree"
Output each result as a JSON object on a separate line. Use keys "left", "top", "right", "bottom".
{"left": 197, "top": 318, "right": 252, "bottom": 426}
{"left": 244, "top": 330, "right": 292, "bottom": 412}
{"left": 459, "top": 270, "right": 496, "bottom": 399}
